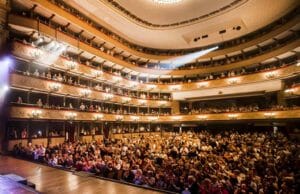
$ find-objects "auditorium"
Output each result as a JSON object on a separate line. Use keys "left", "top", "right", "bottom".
{"left": 0, "top": 0, "right": 299, "bottom": 193}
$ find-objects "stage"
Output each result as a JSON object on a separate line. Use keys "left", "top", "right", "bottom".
{"left": 0, "top": 156, "right": 162, "bottom": 194}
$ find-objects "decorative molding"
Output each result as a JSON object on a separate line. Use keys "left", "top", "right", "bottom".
{"left": 101, "top": 0, "right": 247, "bottom": 29}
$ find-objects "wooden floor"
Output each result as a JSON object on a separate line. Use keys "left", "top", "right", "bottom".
{"left": 0, "top": 156, "right": 163, "bottom": 194}
{"left": 0, "top": 176, "right": 38, "bottom": 194}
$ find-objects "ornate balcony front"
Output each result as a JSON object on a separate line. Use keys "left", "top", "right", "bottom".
{"left": 9, "top": 105, "right": 300, "bottom": 122}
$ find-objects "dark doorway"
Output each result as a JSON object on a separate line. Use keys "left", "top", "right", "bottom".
{"left": 65, "top": 122, "right": 76, "bottom": 142}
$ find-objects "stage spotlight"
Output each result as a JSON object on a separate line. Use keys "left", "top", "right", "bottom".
{"left": 0, "top": 56, "right": 14, "bottom": 107}
{"left": 2, "top": 85, "right": 9, "bottom": 92}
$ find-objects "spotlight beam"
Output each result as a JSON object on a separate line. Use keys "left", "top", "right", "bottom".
{"left": 161, "top": 46, "right": 219, "bottom": 69}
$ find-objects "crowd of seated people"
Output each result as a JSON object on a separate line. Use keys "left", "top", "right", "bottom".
{"left": 12, "top": 129, "right": 299, "bottom": 194}
{"left": 181, "top": 103, "right": 299, "bottom": 114}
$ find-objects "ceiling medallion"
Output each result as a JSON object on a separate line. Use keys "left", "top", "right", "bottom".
{"left": 153, "top": 0, "right": 183, "bottom": 4}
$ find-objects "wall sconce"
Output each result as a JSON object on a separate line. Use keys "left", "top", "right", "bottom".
{"left": 228, "top": 114, "right": 238, "bottom": 120}
{"left": 104, "top": 94, "right": 113, "bottom": 101}
{"left": 148, "top": 116, "right": 158, "bottom": 122}
{"left": 92, "top": 70, "right": 103, "bottom": 78}
{"left": 131, "top": 116, "right": 140, "bottom": 122}
{"left": 284, "top": 88, "right": 295, "bottom": 95}
{"left": 113, "top": 76, "right": 121, "bottom": 84}
{"left": 170, "top": 85, "right": 181, "bottom": 91}
{"left": 265, "top": 71, "right": 277, "bottom": 79}
{"left": 94, "top": 114, "right": 103, "bottom": 121}
{"left": 228, "top": 78, "right": 238, "bottom": 85}
{"left": 264, "top": 112, "right": 275, "bottom": 118}
{"left": 29, "top": 48, "right": 44, "bottom": 59}
{"left": 80, "top": 89, "right": 92, "bottom": 97}
{"left": 139, "top": 100, "right": 147, "bottom": 106}
{"left": 65, "top": 60, "right": 77, "bottom": 70}
{"left": 66, "top": 112, "right": 77, "bottom": 120}
{"left": 197, "top": 115, "right": 207, "bottom": 120}
{"left": 122, "top": 97, "right": 131, "bottom": 104}
{"left": 49, "top": 83, "right": 62, "bottom": 92}
{"left": 129, "top": 82, "right": 138, "bottom": 89}
{"left": 147, "top": 85, "right": 156, "bottom": 90}
{"left": 159, "top": 101, "right": 167, "bottom": 107}
{"left": 172, "top": 116, "right": 182, "bottom": 121}
{"left": 115, "top": 115, "right": 123, "bottom": 121}
{"left": 197, "top": 82, "right": 208, "bottom": 88}
{"left": 30, "top": 110, "right": 42, "bottom": 119}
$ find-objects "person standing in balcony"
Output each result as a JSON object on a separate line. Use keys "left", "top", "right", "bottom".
{"left": 37, "top": 98, "right": 43, "bottom": 107}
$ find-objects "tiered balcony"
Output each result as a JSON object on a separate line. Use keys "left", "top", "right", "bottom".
{"left": 8, "top": 14, "right": 300, "bottom": 75}
{"left": 12, "top": 41, "right": 300, "bottom": 93}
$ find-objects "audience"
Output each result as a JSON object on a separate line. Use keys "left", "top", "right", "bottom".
{"left": 13, "top": 130, "right": 299, "bottom": 194}
{"left": 182, "top": 103, "right": 299, "bottom": 114}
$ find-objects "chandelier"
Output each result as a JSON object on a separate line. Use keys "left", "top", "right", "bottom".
{"left": 153, "top": 0, "right": 182, "bottom": 4}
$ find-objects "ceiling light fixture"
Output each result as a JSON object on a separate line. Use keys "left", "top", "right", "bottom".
{"left": 153, "top": 0, "right": 182, "bottom": 4}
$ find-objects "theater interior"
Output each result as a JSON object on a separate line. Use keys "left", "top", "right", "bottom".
{"left": 0, "top": 0, "right": 299, "bottom": 193}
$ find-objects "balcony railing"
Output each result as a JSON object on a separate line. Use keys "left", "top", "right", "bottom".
{"left": 9, "top": 105, "right": 300, "bottom": 122}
